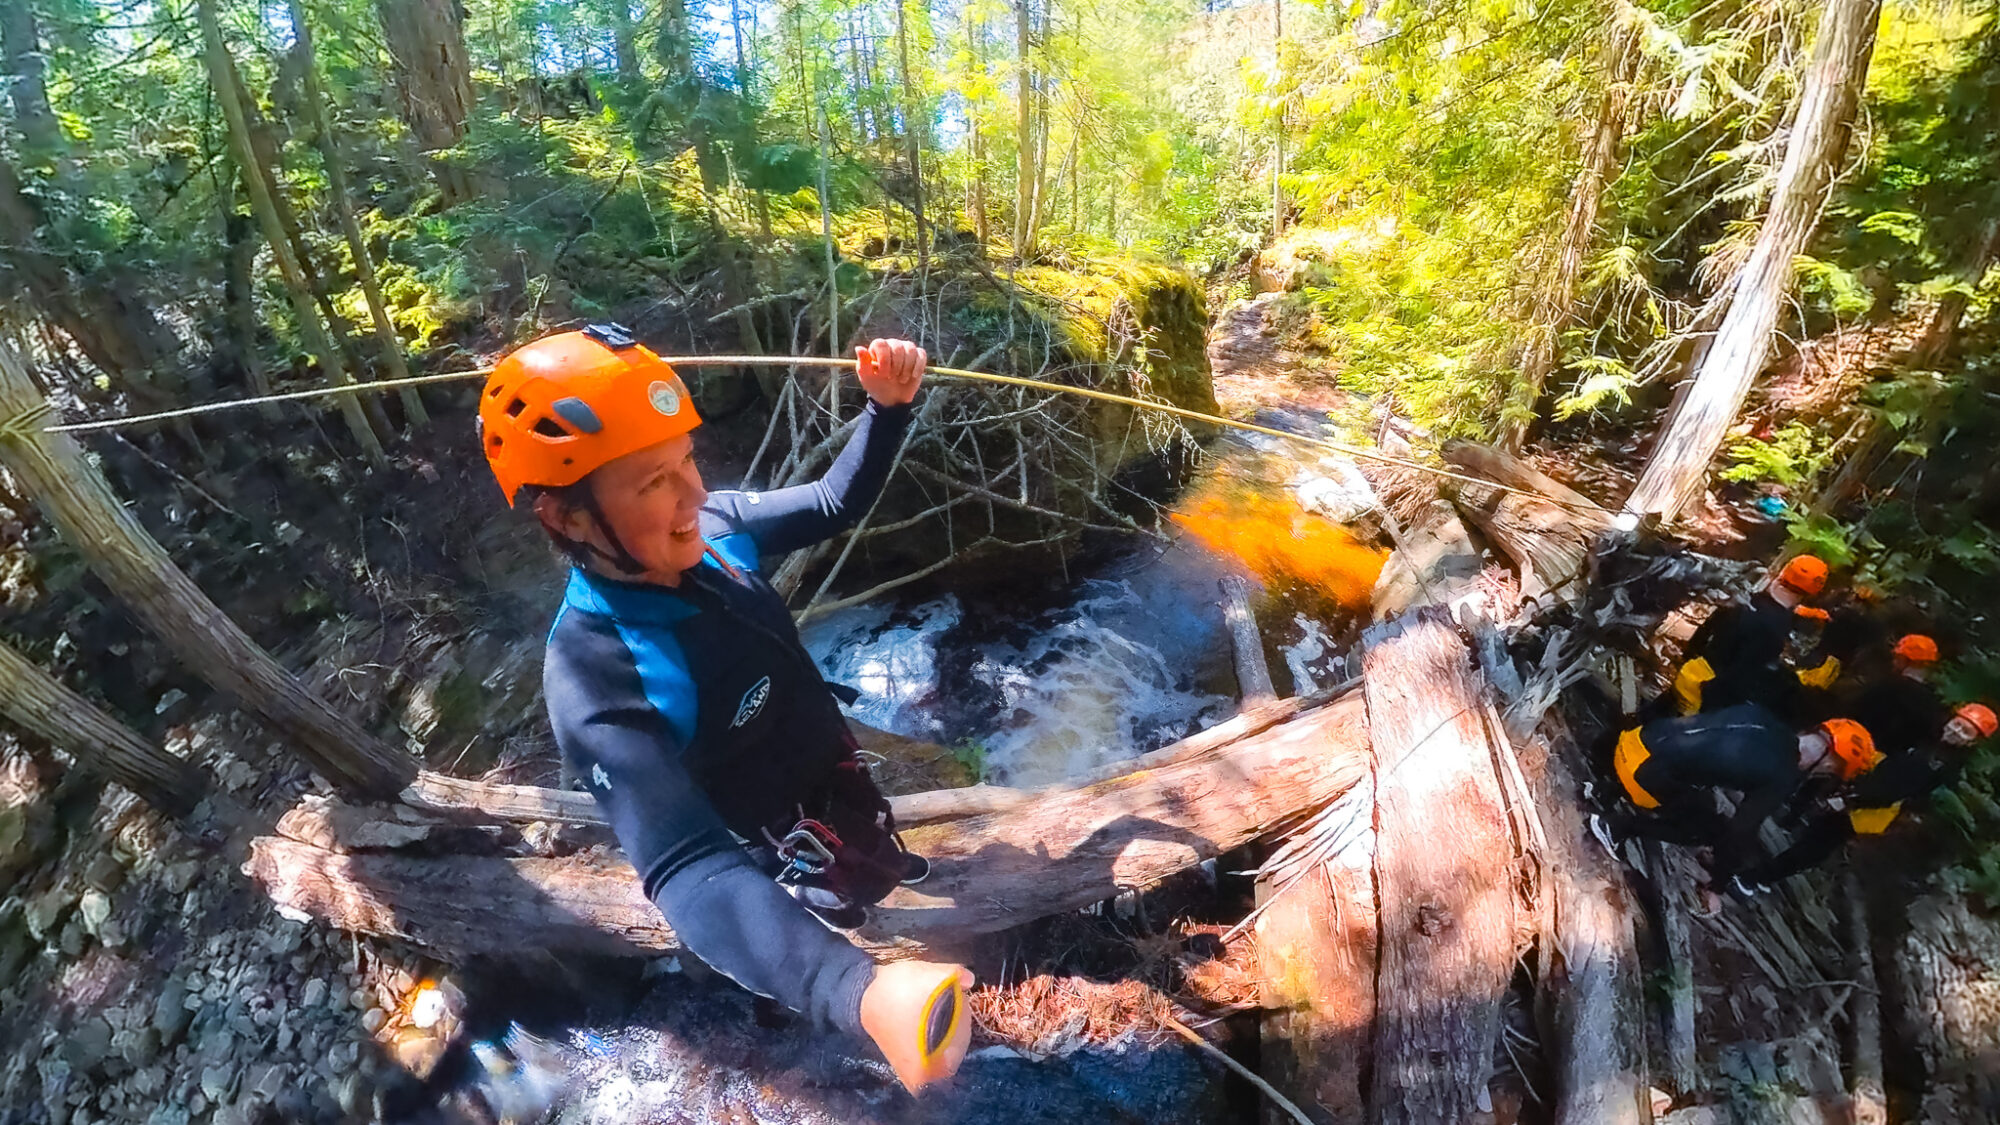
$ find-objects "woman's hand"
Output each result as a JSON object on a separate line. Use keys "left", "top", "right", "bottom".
{"left": 855, "top": 338, "right": 927, "bottom": 407}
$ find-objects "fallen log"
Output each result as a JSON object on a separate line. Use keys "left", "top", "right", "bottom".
{"left": 1362, "top": 608, "right": 1517, "bottom": 1124}
{"left": 1441, "top": 443, "right": 1613, "bottom": 609}
{"left": 1521, "top": 723, "right": 1650, "bottom": 1125}
{"left": 401, "top": 686, "right": 1359, "bottom": 830}
{"left": 249, "top": 691, "right": 1372, "bottom": 960}
{"left": 1221, "top": 574, "right": 1277, "bottom": 705}
{"left": 1841, "top": 869, "right": 1886, "bottom": 1125}
{"left": 1371, "top": 500, "right": 1484, "bottom": 621}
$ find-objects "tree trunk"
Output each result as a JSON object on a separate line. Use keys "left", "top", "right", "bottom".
{"left": 1624, "top": 0, "right": 1883, "bottom": 519}
{"left": 967, "top": 9, "right": 990, "bottom": 248}
{"left": 0, "top": 637, "right": 206, "bottom": 816}
{"left": 1499, "top": 22, "right": 1638, "bottom": 453}
{"left": 1013, "top": 0, "right": 1036, "bottom": 258}
{"left": 1644, "top": 840, "right": 1701, "bottom": 1094}
{"left": 1442, "top": 442, "right": 1613, "bottom": 606}
{"left": 197, "top": 0, "right": 387, "bottom": 466}
{"left": 1842, "top": 870, "right": 1887, "bottom": 1125}
{"left": 1362, "top": 610, "right": 1517, "bottom": 1124}
{"left": 219, "top": 167, "right": 279, "bottom": 411}
{"left": 374, "top": 0, "right": 477, "bottom": 203}
{"left": 609, "top": 0, "right": 641, "bottom": 86}
{"left": 249, "top": 690, "right": 1373, "bottom": 959}
{"left": 1271, "top": 0, "right": 1285, "bottom": 241}
{"left": 0, "top": 2, "right": 59, "bottom": 158}
{"left": 1525, "top": 725, "right": 1650, "bottom": 1125}
{"left": 290, "top": 0, "right": 428, "bottom": 428}
{"left": 895, "top": 0, "right": 930, "bottom": 273}
{"left": 1221, "top": 575, "right": 1277, "bottom": 705}
{"left": 0, "top": 340, "right": 414, "bottom": 798}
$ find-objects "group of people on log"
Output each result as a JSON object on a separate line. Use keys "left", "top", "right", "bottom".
{"left": 1595, "top": 552, "right": 1997, "bottom": 900}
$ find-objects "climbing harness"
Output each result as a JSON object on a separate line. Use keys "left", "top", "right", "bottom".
{"left": 38, "top": 355, "right": 1609, "bottom": 514}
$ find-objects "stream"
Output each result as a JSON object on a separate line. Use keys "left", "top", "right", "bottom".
{"left": 398, "top": 405, "right": 1384, "bottom": 1125}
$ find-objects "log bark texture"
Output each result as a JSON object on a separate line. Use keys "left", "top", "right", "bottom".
{"left": 1222, "top": 574, "right": 1278, "bottom": 705}
{"left": 249, "top": 692, "right": 1372, "bottom": 959}
{"left": 1842, "top": 870, "right": 1886, "bottom": 1125}
{"left": 1443, "top": 443, "right": 1612, "bottom": 608}
{"left": 1254, "top": 778, "right": 1377, "bottom": 1125}
{"left": 1524, "top": 727, "right": 1649, "bottom": 1125}
{"left": 1624, "top": 0, "right": 1884, "bottom": 519}
{"left": 0, "top": 341, "right": 415, "bottom": 798}
{"left": 1362, "top": 609, "right": 1517, "bottom": 1124}
{"left": 0, "top": 636, "right": 207, "bottom": 814}
{"left": 375, "top": 0, "right": 477, "bottom": 202}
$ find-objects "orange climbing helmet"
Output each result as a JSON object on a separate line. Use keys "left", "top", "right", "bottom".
{"left": 478, "top": 324, "right": 700, "bottom": 506}
{"left": 1819, "top": 719, "right": 1881, "bottom": 780}
{"left": 1956, "top": 703, "right": 1998, "bottom": 739}
{"left": 1893, "top": 633, "right": 1940, "bottom": 665}
{"left": 1776, "top": 554, "right": 1829, "bottom": 597}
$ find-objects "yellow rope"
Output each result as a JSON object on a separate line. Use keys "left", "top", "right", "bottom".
{"left": 41, "top": 354, "right": 1605, "bottom": 513}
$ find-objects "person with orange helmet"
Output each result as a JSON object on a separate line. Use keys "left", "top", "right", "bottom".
{"left": 1740, "top": 701, "right": 1997, "bottom": 887}
{"left": 482, "top": 324, "right": 970, "bottom": 1092}
{"left": 1593, "top": 701, "right": 1878, "bottom": 888}
{"left": 1838, "top": 632, "right": 1953, "bottom": 759}
{"left": 1648, "top": 553, "right": 1833, "bottom": 719}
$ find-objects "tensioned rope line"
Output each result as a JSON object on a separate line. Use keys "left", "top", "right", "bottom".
{"left": 39, "top": 354, "right": 1607, "bottom": 513}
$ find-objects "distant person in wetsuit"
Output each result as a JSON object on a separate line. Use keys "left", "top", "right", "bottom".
{"left": 1596, "top": 703, "right": 1879, "bottom": 886}
{"left": 478, "top": 326, "right": 971, "bottom": 1092}
{"left": 1649, "top": 554, "right": 1831, "bottom": 720}
{"left": 1841, "top": 633, "right": 1953, "bottom": 757}
{"left": 1740, "top": 703, "right": 1997, "bottom": 886}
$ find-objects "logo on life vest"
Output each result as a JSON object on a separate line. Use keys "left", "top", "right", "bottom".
{"left": 731, "top": 676, "right": 772, "bottom": 729}
{"left": 648, "top": 379, "right": 682, "bottom": 416}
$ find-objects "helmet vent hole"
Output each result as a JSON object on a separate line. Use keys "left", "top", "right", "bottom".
{"left": 531, "top": 416, "right": 569, "bottom": 439}
{"left": 505, "top": 397, "right": 528, "bottom": 418}
{"left": 487, "top": 384, "right": 503, "bottom": 398}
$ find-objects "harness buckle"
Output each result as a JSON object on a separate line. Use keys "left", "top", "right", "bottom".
{"left": 767, "top": 818, "right": 843, "bottom": 879}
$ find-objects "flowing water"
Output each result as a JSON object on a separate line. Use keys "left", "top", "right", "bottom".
{"left": 404, "top": 412, "right": 1387, "bottom": 1124}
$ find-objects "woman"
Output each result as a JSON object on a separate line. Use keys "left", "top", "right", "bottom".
{"left": 478, "top": 323, "right": 970, "bottom": 1092}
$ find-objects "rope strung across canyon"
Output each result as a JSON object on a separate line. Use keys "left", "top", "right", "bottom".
{"left": 40, "top": 354, "right": 1607, "bottom": 513}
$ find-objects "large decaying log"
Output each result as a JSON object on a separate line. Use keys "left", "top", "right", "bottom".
{"left": 1442, "top": 443, "right": 1613, "bottom": 608}
{"left": 1371, "top": 500, "right": 1484, "bottom": 621}
{"left": 1523, "top": 726, "right": 1650, "bottom": 1125}
{"left": 1362, "top": 609, "right": 1518, "bottom": 1124}
{"left": 1254, "top": 779, "right": 1376, "bottom": 1125}
{"left": 1841, "top": 870, "right": 1886, "bottom": 1125}
{"left": 249, "top": 691, "right": 1372, "bottom": 959}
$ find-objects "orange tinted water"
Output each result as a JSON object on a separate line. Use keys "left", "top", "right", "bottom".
{"left": 1170, "top": 488, "right": 1386, "bottom": 611}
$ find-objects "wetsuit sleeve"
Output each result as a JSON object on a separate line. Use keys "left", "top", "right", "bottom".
{"left": 543, "top": 619, "right": 877, "bottom": 1033}
{"left": 705, "top": 398, "right": 915, "bottom": 556}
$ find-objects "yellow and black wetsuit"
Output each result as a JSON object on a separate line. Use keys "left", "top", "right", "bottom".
{"left": 1742, "top": 743, "right": 1967, "bottom": 883}
{"left": 1603, "top": 703, "right": 1805, "bottom": 877}
{"left": 1653, "top": 592, "right": 1811, "bottom": 718}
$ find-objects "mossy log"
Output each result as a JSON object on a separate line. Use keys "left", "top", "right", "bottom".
{"left": 248, "top": 690, "right": 1371, "bottom": 961}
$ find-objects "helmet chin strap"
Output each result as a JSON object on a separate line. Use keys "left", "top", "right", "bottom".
{"left": 571, "top": 490, "right": 651, "bottom": 578}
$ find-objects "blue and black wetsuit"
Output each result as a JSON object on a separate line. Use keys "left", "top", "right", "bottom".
{"left": 542, "top": 398, "right": 913, "bottom": 1036}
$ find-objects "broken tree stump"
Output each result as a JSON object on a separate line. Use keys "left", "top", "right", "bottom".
{"left": 1362, "top": 608, "right": 1518, "bottom": 1124}
{"left": 249, "top": 690, "right": 1373, "bottom": 960}
{"left": 1441, "top": 442, "right": 1613, "bottom": 610}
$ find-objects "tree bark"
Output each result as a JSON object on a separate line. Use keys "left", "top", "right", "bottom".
{"left": 1442, "top": 443, "right": 1613, "bottom": 607}
{"left": 0, "top": 340, "right": 414, "bottom": 798}
{"left": 0, "top": 636, "right": 207, "bottom": 815}
{"left": 1525, "top": 725, "right": 1650, "bottom": 1125}
{"left": 1499, "top": 22, "right": 1638, "bottom": 453}
{"left": 895, "top": 0, "right": 930, "bottom": 273}
{"left": 290, "top": 0, "right": 428, "bottom": 427}
{"left": 1624, "top": 0, "right": 1884, "bottom": 519}
{"left": 218, "top": 165, "right": 280, "bottom": 411}
{"left": 609, "top": 0, "right": 642, "bottom": 86}
{"left": 374, "top": 0, "right": 477, "bottom": 203}
{"left": 1644, "top": 839, "right": 1701, "bottom": 1095}
{"left": 1013, "top": 0, "right": 1037, "bottom": 259}
{"left": 966, "top": 8, "right": 990, "bottom": 248}
{"left": 1842, "top": 869, "right": 1886, "bottom": 1125}
{"left": 1221, "top": 574, "right": 1277, "bottom": 705}
{"left": 0, "top": 1, "right": 59, "bottom": 158}
{"left": 1271, "top": 0, "right": 1285, "bottom": 241}
{"left": 197, "top": 0, "right": 387, "bottom": 466}
{"left": 249, "top": 690, "right": 1372, "bottom": 959}
{"left": 1362, "top": 610, "right": 1517, "bottom": 1124}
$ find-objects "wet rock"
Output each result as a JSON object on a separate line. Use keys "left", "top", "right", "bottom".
{"left": 248, "top": 1062, "right": 288, "bottom": 1103}
{"left": 76, "top": 889, "right": 111, "bottom": 937}
{"left": 130, "top": 1065, "right": 164, "bottom": 1098}
{"left": 82, "top": 852, "right": 125, "bottom": 894}
{"left": 301, "top": 977, "right": 327, "bottom": 1010}
{"left": 264, "top": 921, "right": 305, "bottom": 958}
{"left": 26, "top": 887, "right": 75, "bottom": 942}
{"left": 199, "top": 1063, "right": 236, "bottom": 1102}
{"left": 58, "top": 918, "right": 86, "bottom": 956}
{"left": 114, "top": 1026, "right": 159, "bottom": 1068}
{"left": 361, "top": 1005, "right": 387, "bottom": 1035}
{"left": 349, "top": 987, "right": 371, "bottom": 1012}
{"left": 163, "top": 861, "right": 199, "bottom": 895}
{"left": 63, "top": 1017, "right": 113, "bottom": 1075}
{"left": 0, "top": 802, "right": 56, "bottom": 883}
{"left": 389, "top": 1027, "right": 448, "bottom": 1080}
